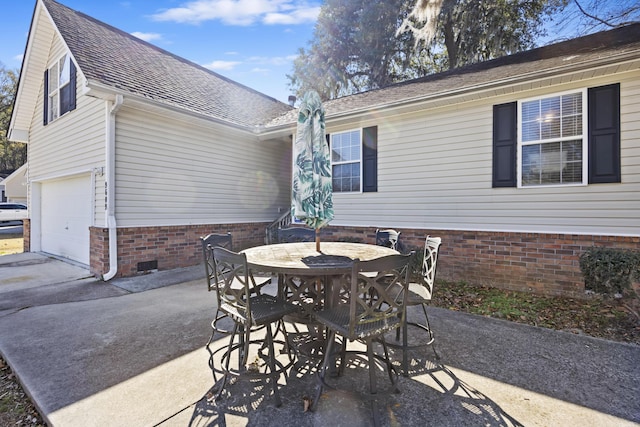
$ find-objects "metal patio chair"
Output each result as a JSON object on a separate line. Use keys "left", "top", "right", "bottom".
{"left": 207, "top": 247, "right": 297, "bottom": 406}
{"left": 201, "top": 233, "right": 234, "bottom": 335}
{"left": 375, "top": 228, "right": 401, "bottom": 251}
{"left": 277, "top": 226, "right": 316, "bottom": 243}
{"left": 391, "top": 236, "right": 442, "bottom": 375}
{"left": 312, "top": 254, "right": 411, "bottom": 413}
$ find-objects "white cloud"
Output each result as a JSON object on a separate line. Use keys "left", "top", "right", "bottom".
{"left": 251, "top": 67, "right": 270, "bottom": 73}
{"left": 202, "top": 60, "right": 242, "bottom": 70}
{"left": 13, "top": 54, "right": 24, "bottom": 62}
{"left": 151, "top": 0, "right": 320, "bottom": 26}
{"left": 130, "top": 32, "right": 163, "bottom": 42}
{"left": 247, "top": 54, "right": 297, "bottom": 66}
{"left": 263, "top": 6, "right": 320, "bottom": 25}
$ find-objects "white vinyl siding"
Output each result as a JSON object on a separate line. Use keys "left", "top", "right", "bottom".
{"left": 329, "top": 72, "right": 640, "bottom": 236}
{"left": 28, "top": 34, "right": 106, "bottom": 226}
{"left": 115, "top": 106, "right": 290, "bottom": 227}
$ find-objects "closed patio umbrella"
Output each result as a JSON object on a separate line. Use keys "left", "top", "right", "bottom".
{"left": 291, "top": 90, "right": 334, "bottom": 251}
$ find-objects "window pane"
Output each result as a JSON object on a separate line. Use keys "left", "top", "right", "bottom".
{"left": 539, "top": 96, "right": 560, "bottom": 139}
{"left": 541, "top": 117, "right": 560, "bottom": 139}
{"left": 540, "top": 96, "right": 560, "bottom": 119}
{"left": 350, "top": 177, "right": 360, "bottom": 192}
{"left": 331, "top": 130, "right": 360, "bottom": 163}
{"left": 562, "top": 140, "right": 582, "bottom": 183}
{"left": 522, "top": 140, "right": 583, "bottom": 186}
{"left": 521, "top": 101, "right": 539, "bottom": 122}
{"left": 49, "top": 93, "right": 59, "bottom": 121}
{"left": 59, "top": 55, "right": 70, "bottom": 87}
{"left": 522, "top": 121, "right": 539, "bottom": 142}
{"left": 562, "top": 92, "right": 581, "bottom": 116}
{"left": 49, "top": 62, "right": 58, "bottom": 92}
{"left": 561, "top": 114, "right": 582, "bottom": 137}
{"left": 522, "top": 144, "right": 540, "bottom": 186}
{"left": 332, "top": 161, "right": 361, "bottom": 192}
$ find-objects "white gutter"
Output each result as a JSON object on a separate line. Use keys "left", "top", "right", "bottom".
{"left": 102, "top": 94, "right": 123, "bottom": 281}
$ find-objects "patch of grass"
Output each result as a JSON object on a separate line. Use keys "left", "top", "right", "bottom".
{"left": 0, "top": 234, "right": 23, "bottom": 255}
{"left": 431, "top": 280, "right": 639, "bottom": 344}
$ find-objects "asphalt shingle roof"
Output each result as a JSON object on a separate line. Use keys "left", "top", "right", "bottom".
{"left": 43, "top": 0, "right": 293, "bottom": 129}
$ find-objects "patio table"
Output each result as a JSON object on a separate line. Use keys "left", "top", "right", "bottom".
{"left": 241, "top": 242, "right": 398, "bottom": 359}
{"left": 242, "top": 242, "right": 396, "bottom": 270}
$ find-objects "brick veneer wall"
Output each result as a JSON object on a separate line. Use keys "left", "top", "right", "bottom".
{"left": 89, "top": 223, "right": 267, "bottom": 278}
{"left": 320, "top": 226, "right": 640, "bottom": 298}
{"left": 22, "top": 218, "right": 30, "bottom": 252}
{"left": 87, "top": 222, "right": 638, "bottom": 298}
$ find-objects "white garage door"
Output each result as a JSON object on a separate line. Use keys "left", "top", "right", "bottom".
{"left": 41, "top": 175, "right": 91, "bottom": 265}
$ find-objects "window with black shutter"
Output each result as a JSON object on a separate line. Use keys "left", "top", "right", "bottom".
{"left": 44, "top": 54, "right": 76, "bottom": 125}
{"left": 492, "top": 84, "right": 620, "bottom": 188}
{"left": 330, "top": 126, "right": 378, "bottom": 193}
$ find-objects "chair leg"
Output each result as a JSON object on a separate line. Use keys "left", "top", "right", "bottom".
{"left": 402, "top": 315, "right": 409, "bottom": 376}
{"left": 421, "top": 304, "right": 440, "bottom": 360}
{"left": 366, "top": 338, "right": 377, "bottom": 395}
{"left": 207, "top": 320, "right": 219, "bottom": 383}
{"left": 265, "top": 323, "right": 283, "bottom": 407}
{"left": 215, "top": 322, "right": 239, "bottom": 401}
{"left": 379, "top": 336, "right": 398, "bottom": 391}
{"left": 312, "top": 329, "right": 336, "bottom": 411}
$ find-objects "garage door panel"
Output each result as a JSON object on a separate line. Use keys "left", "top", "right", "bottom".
{"left": 41, "top": 176, "right": 91, "bottom": 265}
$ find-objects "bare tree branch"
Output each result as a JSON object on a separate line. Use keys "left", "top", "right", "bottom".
{"left": 573, "top": 0, "right": 615, "bottom": 27}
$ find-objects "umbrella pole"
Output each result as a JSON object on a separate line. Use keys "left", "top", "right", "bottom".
{"left": 316, "top": 229, "right": 320, "bottom": 252}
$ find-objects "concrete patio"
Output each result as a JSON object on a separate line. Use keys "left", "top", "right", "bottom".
{"left": 0, "top": 252, "right": 638, "bottom": 426}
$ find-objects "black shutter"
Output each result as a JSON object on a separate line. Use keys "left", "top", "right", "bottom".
{"left": 43, "top": 69, "right": 49, "bottom": 125}
{"left": 60, "top": 61, "right": 77, "bottom": 116}
{"left": 588, "top": 84, "right": 620, "bottom": 184}
{"left": 492, "top": 102, "right": 517, "bottom": 187}
{"left": 362, "top": 126, "right": 378, "bottom": 192}
{"left": 68, "top": 60, "right": 77, "bottom": 111}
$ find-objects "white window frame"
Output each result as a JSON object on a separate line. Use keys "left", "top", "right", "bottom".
{"left": 517, "top": 89, "right": 588, "bottom": 188}
{"left": 47, "top": 54, "right": 71, "bottom": 123}
{"left": 331, "top": 128, "right": 363, "bottom": 193}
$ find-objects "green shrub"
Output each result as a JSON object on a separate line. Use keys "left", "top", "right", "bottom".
{"left": 579, "top": 247, "right": 640, "bottom": 296}
{"left": 404, "top": 246, "right": 423, "bottom": 281}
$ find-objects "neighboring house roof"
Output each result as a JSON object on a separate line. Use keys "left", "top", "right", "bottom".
{"left": 42, "top": 0, "right": 292, "bottom": 129}
{"left": 266, "top": 22, "right": 640, "bottom": 128}
{"left": 1, "top": 164, "right": 28, "bottom": 201}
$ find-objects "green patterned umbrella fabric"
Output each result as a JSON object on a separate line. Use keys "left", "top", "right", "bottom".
{"left": 291, "top": 91, "right": 334, "bottom": 233}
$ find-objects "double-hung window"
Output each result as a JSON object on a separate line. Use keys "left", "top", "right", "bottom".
{"left": 493, "top": 83, "right": 620, "bottom": 188}
{"left": 331, "top": 129, "right": 362, "bottom": 192}
{"left": 519, "top": 90, "right": 587, "bottom": 186}
{"left": 44, "top": 54, "right": 76, "bottom": 125}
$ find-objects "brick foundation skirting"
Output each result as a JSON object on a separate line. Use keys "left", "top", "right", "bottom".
{"left": 89, "top": 223, "right": 267, "bottom": 279}
{"left": 320, "top": 226, "right": 639, "bottom": 298}
{"left": 22, "top": 218, "right": 31, "bottom": 253}
{"left": 86, "top": 223, "right": 638, "bottom": 298}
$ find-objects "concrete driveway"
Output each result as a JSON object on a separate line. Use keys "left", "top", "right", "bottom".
{"left": 0, "top": 252, "right": 638, "bottom": 426}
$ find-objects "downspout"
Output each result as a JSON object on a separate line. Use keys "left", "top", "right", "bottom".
{"left": 102, "top": 94, "right": 123, "bottom": 281}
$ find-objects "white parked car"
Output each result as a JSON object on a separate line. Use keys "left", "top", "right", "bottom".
{"left": 0, "top": 203, "right": 28, "bottom": 223}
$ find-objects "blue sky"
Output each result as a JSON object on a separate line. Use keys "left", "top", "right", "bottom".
{"left": 0, "top": 0, "right": 320, "bottom": 103}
